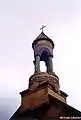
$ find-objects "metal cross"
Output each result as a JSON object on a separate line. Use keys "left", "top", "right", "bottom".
{"left": 40, "top": 25, "right": 46, "bottom": 32}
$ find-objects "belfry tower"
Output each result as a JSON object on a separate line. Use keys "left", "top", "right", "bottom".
{"left": 29, "top": 29, "right": 60, "bottom": 94}
{"left": 10, "top": 27, "right": 81, "bottom": 120}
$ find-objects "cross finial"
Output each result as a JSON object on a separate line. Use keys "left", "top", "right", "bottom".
{"left": 40, "top": 25, "right": 46, "bottom": 32}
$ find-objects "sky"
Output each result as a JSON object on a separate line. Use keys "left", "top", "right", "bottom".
{"left": 0, "top": 0, "right": 81, "bottom": 120}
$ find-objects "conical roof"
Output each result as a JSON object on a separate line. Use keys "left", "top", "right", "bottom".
{"left": 35, "top": 31, "right": 51, "bottom": 40}
{"left": 32, "top": 31, "right": 54, "bottom": 49}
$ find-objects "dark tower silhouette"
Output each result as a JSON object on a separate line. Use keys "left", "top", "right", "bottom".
{"left": 10, "top": 27, "right": 81, "bottom": 120}
{"left": 29, "top": 31, "right": 60, "bottom": 93}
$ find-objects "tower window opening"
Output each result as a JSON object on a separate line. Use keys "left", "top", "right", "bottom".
{"left": 40, "top": 61, "right": 47, "bottom": 72}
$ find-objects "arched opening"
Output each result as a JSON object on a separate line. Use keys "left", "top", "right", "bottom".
{"left": 40, "top": 61, "right": 47, "bottom": 72}
{"left": 40, "top": 50, "right": 48, "bottom": 62}
{"left": 40, "top": 50, "right": 49, "bottom": 72}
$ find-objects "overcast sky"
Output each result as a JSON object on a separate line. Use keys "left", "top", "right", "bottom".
{"left": 0, "top": 0, "right": 81, "bottom": 120}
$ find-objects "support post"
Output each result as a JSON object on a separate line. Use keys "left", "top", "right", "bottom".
{"left": 45, "top": 60, "right": 49, "bottom": 73}
{"left": 48, "top": 56, "right": 53, "bottom": 72}
{"left": 35, "top": 55, "right": 40, "bottom": 73}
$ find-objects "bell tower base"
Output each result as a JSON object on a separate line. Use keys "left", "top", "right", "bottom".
{"left": 20, "top": 82, "right": 67, "bottom": 113}
{"left": 10, "top": 82, "right": 81, "bottom": 120}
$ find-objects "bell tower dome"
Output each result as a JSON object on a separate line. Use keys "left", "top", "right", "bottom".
{"left": 32, "top": 31, "right": 54, "bottom": 73}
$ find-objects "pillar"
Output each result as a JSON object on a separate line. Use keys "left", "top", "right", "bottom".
{"left": 35, "top": 55, "right": 40, "bottom": 73}
{"left": 45, "top": 60, "right": 49, "bottom": 73}
{"left": 48, "top": 56, "right": 53, "bottom": 72}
